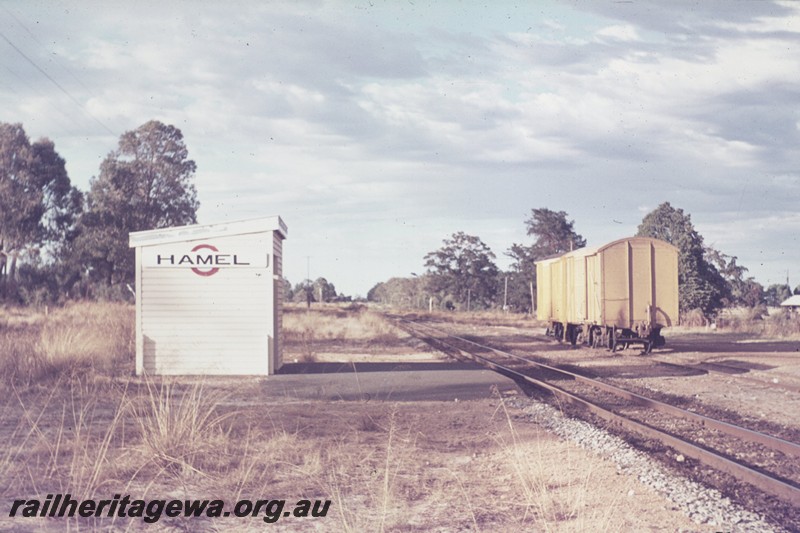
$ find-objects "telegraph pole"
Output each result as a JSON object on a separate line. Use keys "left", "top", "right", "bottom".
{"left": 306, "top": 256, "right": 312, "bottom": 309}
{"left": 530, "top": 281, "right": 535, "bottom": 316}
{"left": 503, "top": 276, "right": 508, "bottom": 312}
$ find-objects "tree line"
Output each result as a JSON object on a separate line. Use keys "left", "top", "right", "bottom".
{"left": 0, "top": 120, "right": 198, "bottom": 304}
{"left": 281, "top": 277, "right": 349, "bottom": 305}
{"left": 2, "top": 121, "right": 795, "bottom": 315}
{"left": 368, "top": 204, "right": 799, "bottom": 318}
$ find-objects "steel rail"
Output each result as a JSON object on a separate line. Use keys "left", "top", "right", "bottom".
{"left": 405, "top": 319, "right": 800, "bottom": 459}
{"left": 396, "top": 318, "right": 800, "bottom": 507}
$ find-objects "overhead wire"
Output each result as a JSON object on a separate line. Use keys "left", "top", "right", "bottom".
{"left": 1, "top": 5, "right": 96, "bottom": 96}
{"left": 0, "top": 15, "right": 116, "bottom": 137}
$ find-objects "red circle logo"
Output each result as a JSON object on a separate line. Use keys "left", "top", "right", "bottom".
{"left": 191, "top": 244, "right": 220, "bottom": 276}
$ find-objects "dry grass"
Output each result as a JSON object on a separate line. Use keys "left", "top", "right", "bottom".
{"left": 283, "top": 303, "right": 408, "bottom": 361}
{"left": 131, "top": 380, "right": 235, "bottom": 477}
{"left": 708, "top": 307, "right": 800, "bottom": 338}
{"left": 0, "top": 302, "right": 134, "bottom": 385}
{"left": 762, "top": 312, "right": 800, "bottom": 337}
{"left": 411, "top": 309, "right": 542, "bottom": 329}
{"left": 0, "top": 302, "right": 692, "bottom": 532}
{"left": 492, "top": 399, "right": 621, "bottom": 532}
{"left": 284, "top": 303, "right": 402, "bottom": 342}
{"left": 1, "top": 380, "right": 132, "bottom": 500}
{"left": 0, "top": 390, "right": 635, "bottom": 531}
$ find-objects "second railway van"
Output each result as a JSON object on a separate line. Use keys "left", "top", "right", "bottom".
{"left": 536, "top": 237, "right": 679, "bottom": 353}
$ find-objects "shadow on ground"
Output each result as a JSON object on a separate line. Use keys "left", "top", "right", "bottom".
{"left": 278, "top": 361, "right": 483, "bottom": 374}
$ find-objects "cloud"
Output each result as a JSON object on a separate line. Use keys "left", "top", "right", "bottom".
{"left": 1, "top": 0, "right": 799, "bottom": 295}
{"left": 580, "top": 0, "right": 800, "bottom": 39}
{"left": 595, "top": 24, "right": 640, "bottom": 42}
{"left": 698, "top": 211, "right": 800, "bottom": 283}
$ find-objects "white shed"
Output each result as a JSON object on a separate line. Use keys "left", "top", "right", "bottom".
{"left": 781, "top": 294, "right": 800, "bottom": 310}
{"left": 128, "top": 216, "right": 287, "bottom": 375}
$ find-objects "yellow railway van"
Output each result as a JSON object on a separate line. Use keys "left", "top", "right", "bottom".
{"left": 536, "top": 237, "right": 679, "bottom": 353}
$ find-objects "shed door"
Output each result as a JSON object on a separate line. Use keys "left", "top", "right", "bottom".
{"left": 601, "top": 242, "right": 629, "bottom": 327}
{"left": 629, "top": 241, "right": 654, "bottom": 324}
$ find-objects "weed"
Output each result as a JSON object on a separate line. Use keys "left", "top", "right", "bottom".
{"left": 132, "top": 379, "right": 233, "bottom": 477}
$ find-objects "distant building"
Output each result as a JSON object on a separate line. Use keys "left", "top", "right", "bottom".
{"left": 780, "top": 294, "right": 800, "bottom": 311}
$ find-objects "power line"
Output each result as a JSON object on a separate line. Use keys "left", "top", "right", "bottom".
{"left": 1, "top": 5, "right": 96, "bottom": 96}
{"left": 0, "top": 30, "right": 116, "bottom": 137}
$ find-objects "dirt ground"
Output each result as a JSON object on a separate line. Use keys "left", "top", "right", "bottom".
{"left": 426, "top": 317, "right": 800, "bottom": 431}
{"left": 380, "top": 312, "right": 800, "bottom": 530}
{"left": 209, "top": 396, "right": 722, "bottom": 533}
{"left": 274, "top": 310, "right": 744, "bottom": 531}
{"left": 1, "top": 304, "right": 794, "bottom": 531}
{"left": 1, "top": 399, "right": 713, "bottom": 533}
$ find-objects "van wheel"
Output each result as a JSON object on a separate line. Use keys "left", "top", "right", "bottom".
{"left": 567, "top": 325, "right": 578, "bottom": 346}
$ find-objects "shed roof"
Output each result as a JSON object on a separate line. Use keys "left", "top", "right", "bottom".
{"left": 129, "top": 216, "right": 287, "bottom": 248}
{"left": 780, "top": 294, "right": 800, "bottom": 307}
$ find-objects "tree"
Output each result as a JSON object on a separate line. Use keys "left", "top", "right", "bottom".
{"left": 765, "top": 284, "right": 792, "bottom": 307}
{"left": 367, "top": 276, "right": 428, "bottom": 308}
{"left": 706, "top": 248, "right": 759, "bottom": 307}
{"left": 522, "top": 208, "right": 586, "bottom": 259}
{"left": 281, "top": 278, "right": 294, "bottom": 302}
{"left": 637, "top": 202, "right": 728, "bottom": 316}
{"left": 313, "top": 277, "right": 337, "bottom": 303}
{"left": 424, "top": 232, "right": 499, "bottom": 310}
{"left": 503, "top": 208, "right": 585, "bottom": 313}
{"left": 75, "top": 120, "right": 199, "bottom": 287}
{"left": 740, "top": 279, "right": 765, "bottom": 308}
{"left": 290, "top": 277, "right": 338, "bottom": 304}
{"left": 0, "top": 123, "right": 82, "bottom": 298}
{"left": 292, "top": 279, "right": 315, "bottom": 305}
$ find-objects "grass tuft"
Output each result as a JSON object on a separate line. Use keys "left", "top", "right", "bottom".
{"left": 132, "top": 380, "right": 232, "bottom": 477}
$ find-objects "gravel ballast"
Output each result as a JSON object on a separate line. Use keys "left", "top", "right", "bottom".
{"left": 507, "top": 395, "right": 791, "bottom": 533}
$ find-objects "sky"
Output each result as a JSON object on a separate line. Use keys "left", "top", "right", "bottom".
{"left": 1, "top": 0, "right": 799, "bottom": 297}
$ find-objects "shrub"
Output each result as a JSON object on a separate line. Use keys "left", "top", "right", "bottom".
{"left": 680, "top": 308, "right": 708, "bottom": 327}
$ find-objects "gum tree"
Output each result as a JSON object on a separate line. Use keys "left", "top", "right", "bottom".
{"left": 504, "top": 208, "right": 586, "bottom": 313}
{"left": 75, "top": 120, "right": 199, "bottom": 288}
{"left": 637, "top": 202, "right": 727, "bottom": 316}
{"left": 0, "top": 123, "right": 82, "bottom": 297}
{"left": 424, "top": 231, "right": 499, "bottom": 310}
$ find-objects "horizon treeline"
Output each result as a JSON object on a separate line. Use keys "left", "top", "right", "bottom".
{"left": 1, "top": 121, "right": 796, "bottom": 315}
{"left": 367, "top": 205, "right": 799, "bottom": 318}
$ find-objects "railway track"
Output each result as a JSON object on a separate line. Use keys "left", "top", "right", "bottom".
{"left": 394, "top": 317, "right": 800, "bottom": 514}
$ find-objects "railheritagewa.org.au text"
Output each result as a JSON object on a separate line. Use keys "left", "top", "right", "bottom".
{"left": 8, "top": 494, "right": 331, "bottom": 524}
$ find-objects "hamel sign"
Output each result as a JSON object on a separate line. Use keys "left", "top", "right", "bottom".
{"left": 143, "top": 243, "right": 269, "bottom": 276}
